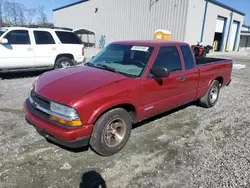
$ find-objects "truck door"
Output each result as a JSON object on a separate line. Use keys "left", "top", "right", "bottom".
{"left": 0, "top": 29, "right": 35, "bottom": 70}
{"left": 139, "top": 46, "right": 186, "bottom": 119}
{"left": 178, "top": 45, "right": 199, "bottom": 103}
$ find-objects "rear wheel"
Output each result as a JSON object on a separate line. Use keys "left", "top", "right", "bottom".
{"left": 89, "top": 108, "right": 132, "bottom": 156}
{"left": 199, "top": 80, "right": 220, "bottom": 108}
{"left": 54, "top": 57, "right": 73, "bottom": 69}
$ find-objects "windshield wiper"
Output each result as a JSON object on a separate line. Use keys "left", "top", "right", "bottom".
{"left": 96, "top": 64, "right": 118, "bottom": 73}
{"left": 85, "top": 63, "right": 117, "bottom": 73}
{"left": 85, "top": 62, "right": 95, "bottom": 67}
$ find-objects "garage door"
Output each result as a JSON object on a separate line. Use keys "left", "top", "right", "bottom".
{"left": 229, "top": 21, "right": 239, "bottom": 51}
{"left": 215, "top": 17, "right": 225, "bottom": 33}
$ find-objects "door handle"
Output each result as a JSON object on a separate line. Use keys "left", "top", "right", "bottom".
{"left": 180, "top": 76, "right": 186, "bottom": 82}
{"left": 27, "top": 47, "right": 33, "bottom": 51}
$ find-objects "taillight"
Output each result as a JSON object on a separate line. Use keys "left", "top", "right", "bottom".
{"left": 82, "top": 47, "right": 84, "bottom": 56}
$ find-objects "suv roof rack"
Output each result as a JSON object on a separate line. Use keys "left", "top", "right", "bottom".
{"left": 18, "top": 25, "right": 73, "bottom": 31}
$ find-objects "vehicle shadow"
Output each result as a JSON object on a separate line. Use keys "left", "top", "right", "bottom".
{"left": 79, "top": 171, "right": 106, "bottom": 188}
{"left": 0, "top": 70, "right": 46, "bottom": 80}
{"left": 45, "top": 139, "right": 90, "bottom": 153}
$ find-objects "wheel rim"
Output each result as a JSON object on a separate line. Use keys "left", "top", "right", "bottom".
{"left": 58, "top": 61, "right": 71, "bottom": 69}
{"left": 210, "top": 86, "right": 218, "bottom": 103}
{"left": 104, "top": 118, "right": 126, "bottom": 147}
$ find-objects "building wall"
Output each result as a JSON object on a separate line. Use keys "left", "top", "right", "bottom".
{"left": 54, "top": 0, "right": 189, "bottom": 46}
{"left": 184, "top": 0, "right": 206, "bottom": 45}
{"left": 241, "top": 26, "right": 250, "bottom": 32}
{"left": 184, "top": 0, "right": 244, "bottom": 51}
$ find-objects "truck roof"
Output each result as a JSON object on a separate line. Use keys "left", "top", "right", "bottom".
{"left": 111, "top": 40, "right": 189, "bottom": 47}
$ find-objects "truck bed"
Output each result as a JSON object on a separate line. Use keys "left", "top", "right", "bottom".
{"left": 195, "top": 57, "right": 231, "bottom": 66}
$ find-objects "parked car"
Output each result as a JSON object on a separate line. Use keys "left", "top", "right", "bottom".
{"left": 0, "top": 26, "right": 85, "bottom": 72}
{"left": 24, "top": 40, "right": 232, "bottom": 156}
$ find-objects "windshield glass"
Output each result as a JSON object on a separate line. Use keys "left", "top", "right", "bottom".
{"left": 88, "top": 44, "right": 154, "bottom": 78}
{"left": 0, "top": 30, "right": 6, "bottom": 37}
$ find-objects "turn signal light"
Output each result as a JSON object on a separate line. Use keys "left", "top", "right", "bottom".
{"left": 50, "top": 115, "right": 82, "bottom": 127}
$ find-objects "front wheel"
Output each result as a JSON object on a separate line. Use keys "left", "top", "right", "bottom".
{"left": 89, "top": 108, "right": 132, "bottom": 156}
{"left": 54, "top": 57, "right": 73, "bottom": 69}
{"left": 199, "top": 80, "right": 220, "bottom": 108}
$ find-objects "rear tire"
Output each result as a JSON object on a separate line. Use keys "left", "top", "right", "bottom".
{"left": 89, "top": 108, "right": 132, "bottom": 156}
{"left": 54, "top": 57, "right": 73, "bottom": 69}
{"left": 199, "top": 80, "right": 220, "bottom": 108}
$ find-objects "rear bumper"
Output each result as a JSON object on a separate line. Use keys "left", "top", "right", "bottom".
{"left": 73, "top": 56, "right": 86, "bottom": 65}
{"left": 24, "top": 100, "right": 93, "bottom": 148}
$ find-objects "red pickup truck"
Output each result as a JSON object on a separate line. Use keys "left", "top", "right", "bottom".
{"left": 24, "top": 41, "right": 232, "bottom": 156}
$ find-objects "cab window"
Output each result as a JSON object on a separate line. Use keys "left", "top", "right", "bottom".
{"left": 180, "top": 45, "right": 195, "bottom": 70}
{"left": 152, "top": 46, "right": 182, "bottom": 72}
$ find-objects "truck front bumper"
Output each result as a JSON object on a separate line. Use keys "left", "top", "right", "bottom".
{"left": 24, "top": 100, "right": 93, "bottom": 148}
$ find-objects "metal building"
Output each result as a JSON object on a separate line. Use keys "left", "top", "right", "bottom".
{"left": 239, "top": 25, "right": 250, "bottom": 51}
{"left": 54, "top": 0, "right": 245, "bottom": 52}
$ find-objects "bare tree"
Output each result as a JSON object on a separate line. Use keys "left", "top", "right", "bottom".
{"left": 26, "top": 8, "right": 36, "bottom": 25}
{"left": 37, "top": 5, "right": 48, "bottom": 25}
{"left": 0, "top": 0, "right": 51, "bottom": 26}
{"left": 17, "top": 3, "right": 26, "bottom": 25}
{"left": 0, "top": 0, "right": 3, "bottom": 24}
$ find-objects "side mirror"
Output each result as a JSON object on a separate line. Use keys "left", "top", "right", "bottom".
{"left": 0, "top": 38, "right": 8, "bottom": 44}
{"left": 151, "top": 68, "right": 170, "bottom": 78}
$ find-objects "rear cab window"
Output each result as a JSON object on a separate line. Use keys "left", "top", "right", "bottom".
{"left": 34, "top": 31, "right": 55, "bottom": 45}
{"left": 180, "top": 45, "right": 195, "bottom": 70}
{"left": 55, "top": 31, "right": 82, "bottom": 44}
{"left": 152, "top": 46, "right": 182, "bottom": 73}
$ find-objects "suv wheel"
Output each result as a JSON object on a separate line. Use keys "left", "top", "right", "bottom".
{"left": 89, "top": 108, "right": 132, "bottom": 156}
{"left": 54, "top": 57, "right": 73, "bottom": 69}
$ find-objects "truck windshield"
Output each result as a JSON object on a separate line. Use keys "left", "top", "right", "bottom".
{"left": 87, "top": 44, "right": 154, "bottom": 78}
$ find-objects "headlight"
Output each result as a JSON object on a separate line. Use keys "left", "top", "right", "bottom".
{"left": 50, "top": 102, "right": 82, "bottom": 127}
{"left": 50, "top": 102, "right": 78, "bottom": 119}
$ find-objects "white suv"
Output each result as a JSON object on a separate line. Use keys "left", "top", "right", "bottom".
{"left": 0, "top": 26, "right": 85, "bottom": 72}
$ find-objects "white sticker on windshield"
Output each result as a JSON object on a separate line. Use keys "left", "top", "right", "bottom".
{"left": 131, "top": 46, "right": 149, "bottom": 52}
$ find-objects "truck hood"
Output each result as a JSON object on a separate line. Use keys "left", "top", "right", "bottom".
{"left": 34, "top": 66, "right": 127, "bottom": 105}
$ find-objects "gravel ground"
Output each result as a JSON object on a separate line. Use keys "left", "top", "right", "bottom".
{"left": 0, "top": 51, "right": 250, "bottom": 188}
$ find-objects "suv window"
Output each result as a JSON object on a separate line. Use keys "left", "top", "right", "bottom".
{"left": 5, "top": 30, "right": 30, "bottom": 45}
{"left": 152, "top": 46, "right": 182, "bottom": 72}
{"left": 55, "top": 31, "right": 82, "bottom": 44}
{"left": 34, "top": 31, "right": 55, "bottom": 45}
{"left": 180, "top": 45, "right": 195, "bottom": 70}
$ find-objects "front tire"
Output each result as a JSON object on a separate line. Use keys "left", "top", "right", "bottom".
{"left": 54, "top": 57, "right": 73, "bottom": 69}
{"left": 89, "top": 108, "right": 132, "bottom": 156}
{"left": 199, "top": 80, "right": 220, "bottom": 108}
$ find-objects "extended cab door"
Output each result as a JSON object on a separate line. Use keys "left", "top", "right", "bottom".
{"left": 32, "top": 30, "right": 57, "bottom": 68}
{"left": 0, "top": 29, "right": 35, "bottom": 70}
{"left": 178, "top": 45, "right": 199, "bottom": 103}
{"left": 140, "top": 46, "right": 187, "bottom": 119}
